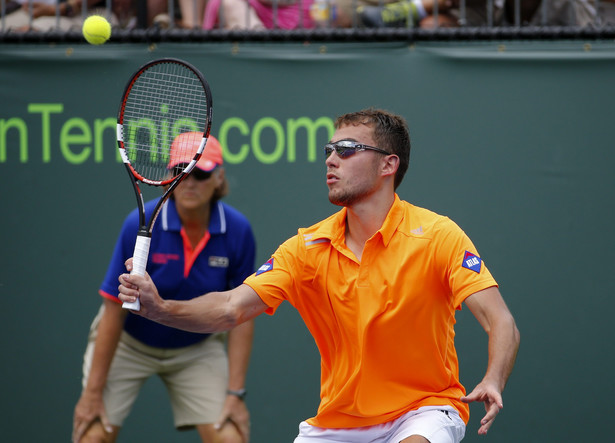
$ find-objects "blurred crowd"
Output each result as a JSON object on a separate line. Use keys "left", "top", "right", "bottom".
{"left": 2, "top": 0, "right": 614, "bottom": 32}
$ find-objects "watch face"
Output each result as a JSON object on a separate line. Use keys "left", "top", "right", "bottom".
{"left": 228, "top": 389, "right": 247, "bottom": 400}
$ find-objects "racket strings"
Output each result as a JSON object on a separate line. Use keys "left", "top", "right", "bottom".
{"left": 122, "top": 63, "right": 209, "bottom": 182}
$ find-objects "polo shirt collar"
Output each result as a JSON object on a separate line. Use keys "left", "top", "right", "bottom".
{"left": 311, "top": 194, "right": 405, "bottom": 248}
{"left": 160, "top": 200, "right": 226, "bottom": 235}
{"left": 378, "top": 194, "right": 405, "bottom": 247}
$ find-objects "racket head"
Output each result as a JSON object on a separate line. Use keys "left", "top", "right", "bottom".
{"left": 117, "top": 58, "right": 213, "bottom": 186}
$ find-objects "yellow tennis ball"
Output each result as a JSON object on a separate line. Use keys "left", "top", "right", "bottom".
{"left": 82, "top": 15, "right": 111, "bottom": 45}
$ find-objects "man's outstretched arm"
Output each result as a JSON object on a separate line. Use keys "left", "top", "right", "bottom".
{"left": 118, "top": 258, "right": 268, "bottom": 333}
{"left": 462, "top": 286, "right": 520, "bottom": 435}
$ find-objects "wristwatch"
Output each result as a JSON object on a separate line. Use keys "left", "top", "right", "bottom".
{"left": 226, "top": 388, "right": 247, "bottom": 401}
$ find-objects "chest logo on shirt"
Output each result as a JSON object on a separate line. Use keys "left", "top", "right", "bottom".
{"left": 462, "top": 251, "right": 482, "bottom": 273}
{"left": 256, "top": 258, "right": 274, "bottom": 276}
{"left": 152, "top": 253, "right": 180, "bottom": 264}
{"left": 209, "top": 256, "right": 229, "bottom": 268}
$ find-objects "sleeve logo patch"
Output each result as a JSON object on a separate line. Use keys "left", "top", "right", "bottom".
{"left": 462, "top": 251, "right": 482, "bottom": 273}
{"left": 256, "top": 258, "right": 274, "bottom": 276}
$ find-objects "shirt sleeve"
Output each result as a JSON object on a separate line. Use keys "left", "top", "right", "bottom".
{"left": 99, "top": 210, "right": 139, "bottom": 299}
{"left": 228, "top": 218, "right": 257, "bottom": 289}
{"left": 433, "top": 217, "right": 498, "bottom": 309}
{"left": 243, "top": 233, "right": 302, "bottom": 315}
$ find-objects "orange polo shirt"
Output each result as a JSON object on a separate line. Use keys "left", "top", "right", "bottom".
{"left": 244, "top": 195, "right": 497, "bottom": 429}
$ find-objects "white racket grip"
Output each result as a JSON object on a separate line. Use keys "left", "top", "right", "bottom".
{"left": 122, "top": 235, "right": 151, "bottom": 311}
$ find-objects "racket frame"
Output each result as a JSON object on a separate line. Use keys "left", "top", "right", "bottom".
{"left": 116, "top": 58, "right": 213, "bottom": 310}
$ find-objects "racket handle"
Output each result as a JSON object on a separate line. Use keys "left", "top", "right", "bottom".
{"left": 122, "top": 235, "right": 151, "bottom": 311}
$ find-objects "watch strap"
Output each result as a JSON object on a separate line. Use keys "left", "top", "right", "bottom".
{"left": 226, "top": 388, "right": 247, "bottom": 400}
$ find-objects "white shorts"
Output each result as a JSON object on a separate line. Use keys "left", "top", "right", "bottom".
{"left": 294, "top": 406, "right": 466, "bottom": 443}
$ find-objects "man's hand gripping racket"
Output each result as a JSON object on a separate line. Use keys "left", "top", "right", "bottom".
{"left": 117, "top": 58, "right": 213, "bottom": 310}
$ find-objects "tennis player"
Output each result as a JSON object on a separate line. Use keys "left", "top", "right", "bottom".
{"left": 117, "top": 109, "right": 520, "bottom": 443}
{"left": 73, "top": 135, "right": 255, "bottom": 443}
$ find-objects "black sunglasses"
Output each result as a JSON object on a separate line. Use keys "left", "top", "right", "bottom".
{"left": 324, "top": 140, "right": 391, "bottom": 159}
{"left": 171, "top": 164, "right": 215, "bottom": 181}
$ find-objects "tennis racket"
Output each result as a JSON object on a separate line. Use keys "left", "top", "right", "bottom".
{"left": 117, "top": 58, "right": 213, "bottom": 310}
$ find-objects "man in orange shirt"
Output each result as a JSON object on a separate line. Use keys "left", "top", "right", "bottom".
{"left": 118, "top": 108, "right": 520, "bottom": 442}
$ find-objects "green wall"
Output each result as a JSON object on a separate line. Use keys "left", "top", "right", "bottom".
{"left": 1, "top": 40, "right": 614, "bottom": 442}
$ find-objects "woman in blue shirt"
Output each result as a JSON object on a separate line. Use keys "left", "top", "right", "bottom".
{"left": 73, "top": 134, "right": 255, "bottom": 443}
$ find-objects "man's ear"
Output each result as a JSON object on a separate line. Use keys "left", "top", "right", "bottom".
{"left": 381, "top": 155, "right": 399, "bottom": 178}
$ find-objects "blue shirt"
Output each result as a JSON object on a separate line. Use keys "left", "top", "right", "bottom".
{"left": 100, "top": 198, "right": 256, "bottom": 348}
